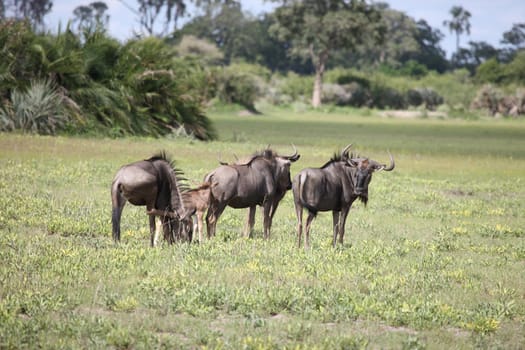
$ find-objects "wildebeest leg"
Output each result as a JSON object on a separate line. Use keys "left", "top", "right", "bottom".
{"left": 262, "top": 203, "right": 272, "bottom": 239}
{"left": 338, "top": 207, "right": 351, "bottom": 245}
{"left": 162, "top": 217, "right": 175, "bottom": 244}
{"left": 245, "top": 206, "right": 256, "bottom": 238}
{"left": 269, "top": 199, "right": 280, "bottom": 221}
{"left": 332, "top": 210, "right": 341, "bottom": 247}
{"left": 196, "top": 210, "right": 205, "bottom": 243}
{"left": 295, "top": 204, "right": 303, "bottom": 248}
{"left": 304, "top": 212, "right": 316, "bottom": 249}
{"left": 149, "top": 215, "right": 158, "bottom": 247}
{"left": 206, "top": 201, "right": 226, "bottom": 238}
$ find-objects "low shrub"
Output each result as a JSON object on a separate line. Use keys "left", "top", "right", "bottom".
{"left": 370, "top": 83, "right": 406, "bottom": 109}
{"left": 470, "top": 84, "right": 525, "bottom": 116}
{"left": 321, "top": 83, "right": 352, "bottom": 105}
{"left": 0, "top": 79, "right": 68, "bottom": 135}
{"left": 406, "top": 88, "right": 444, "bottom": 110}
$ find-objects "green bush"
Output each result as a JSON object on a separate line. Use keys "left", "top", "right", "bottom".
{"left": 216, "top": 66, "right": 260, "bottom": 112}
{"left": 325, "top": 68, "right": 371, "bottom": 88}
{"left": 370, "top": 81, "right": 406, "bottom": 109}
{"left": 503, "top": 51, "right": 525, "bottom": 84}
{"left": 399, "top": 60, "right": 429, "bottom": 78}
{"left": 476, "top": 59, "right": 505, "bottom": 84}
{"left": 0, "top": 23, "right": 217, "bottom": 140}
{"left": 406, "top": 88, "right": 444, "bottom": 110}
{"left": 321, "top": 83, "right": 351, "bottom": 105}
{"left": 343, "top": 82, "right": 371, "bottom": 107}
{"left": 278, "top": 72, "right": 313, "bottom": 102}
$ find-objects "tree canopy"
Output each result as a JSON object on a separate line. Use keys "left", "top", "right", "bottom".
{"left": 270, "top": 0, "right": 385, "bottom": 107}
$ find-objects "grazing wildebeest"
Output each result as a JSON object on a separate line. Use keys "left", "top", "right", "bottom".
{"left": 111, "top": 152, "right": 187, "bottom": 246}
{"left": 204, "top": 146, "right": 300, "bottom": 239}
{"left": 293, "top": 144, "right": 394, "bottom": 249}
{"left": 148, "top": 182, "right": 214, "bottom": 243}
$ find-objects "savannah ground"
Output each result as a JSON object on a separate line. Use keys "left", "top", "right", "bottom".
{"left": 1, "top": 106, "right": 524, "bottom": 349}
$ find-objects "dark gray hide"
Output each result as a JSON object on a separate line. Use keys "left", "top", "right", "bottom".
{"left": 292, "top": 145, "right": 394, "bottom": 248}
{"left": 204, "top": 147, "right": 300, "bottom": 239}
{"left": 110, "top": 152, "right": 188, "bottom": 246}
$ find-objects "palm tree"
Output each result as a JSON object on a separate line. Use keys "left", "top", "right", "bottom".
{"left": 443, "top": 6, "right": 471, "bottom": 55}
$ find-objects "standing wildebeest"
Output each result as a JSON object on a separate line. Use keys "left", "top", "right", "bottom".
{"left": 293, "top": 144, "right": 394, "bottom": 249}
{"left": 148, "top": 182, "right": 214, "bottom": 243}
{"left": 205, "top": 146, "right": 300, "bottom": 239}
{"left": 111, "top": 152, "right": 187, "bottom": 246}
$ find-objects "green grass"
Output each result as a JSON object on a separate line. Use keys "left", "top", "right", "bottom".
{"left": 1, "top": 107, "right": 525, "bottom": 349}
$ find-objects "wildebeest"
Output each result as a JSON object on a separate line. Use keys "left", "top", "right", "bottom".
{"left": 293, "top": 144, "right": 394, "bottom": 249}
{"left": 204, "top": 146, "right": 300, "bottom": 239}
{"left": 111, "top": 152, "right": 187, "bottom": 246}
{"left": 148, "top": 182, "right": 214, "bottom": 243}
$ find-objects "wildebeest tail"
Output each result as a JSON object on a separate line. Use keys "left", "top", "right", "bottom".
{"left": 203, "top": 172, "right": 217, "bottom": 200}
{"left": 111, "top": 180, "right": 122, "bottom": 242}
{"left": 296, "top": 173, "right": 318, "bottom": 215}
{"left": 112, "top": 207, "right": 121, "bottom": 241}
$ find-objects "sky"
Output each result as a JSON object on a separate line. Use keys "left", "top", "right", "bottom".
{"left": 45, "top": 0, "right": 525, "bottom": 58}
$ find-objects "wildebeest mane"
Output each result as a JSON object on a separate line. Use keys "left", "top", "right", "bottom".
{"left": 235, "top": 148, "right": 278, "bottom": 166}
{"left": 146, "top": 151, "right": 187, "bottom": 183}
{"left": 146, "top": 151, "right": 174, "bottom": 168}
{"left": 147, "top": 151, "right": 189, "bottom": 214}
{"left": 321, "top": 152, "right": 362, "bottom": 169}
{"left": 321, "top": 153, "right": 343, "bottom": 169}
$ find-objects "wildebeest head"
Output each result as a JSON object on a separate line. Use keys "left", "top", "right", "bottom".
{"left": 224, "top": 145, "right": 301, "bottom": 191}
{"left": 262, "top": 146, "right": 301, "bottom": 191}
{"left": 341, "top": 144, "right": 395, "bottom": 204}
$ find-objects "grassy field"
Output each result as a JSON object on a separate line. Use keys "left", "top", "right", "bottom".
{"left": 1, "top": 107, "right": 524, "bottom": 349}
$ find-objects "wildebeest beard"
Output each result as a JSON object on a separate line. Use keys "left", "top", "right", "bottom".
{"left": 358, "top": 193, "right": 368, "bottom": 206}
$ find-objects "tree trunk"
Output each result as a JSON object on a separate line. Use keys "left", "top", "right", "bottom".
{"left": 312, "top": 69, "right": 323, "bottom": 108}
{"left": 311, "top": 48, "right": 328, "bottom": 108}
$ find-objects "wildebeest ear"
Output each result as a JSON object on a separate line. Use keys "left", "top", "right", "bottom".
{"left": 347, "top": 158, "right": 358, "bottom": 167}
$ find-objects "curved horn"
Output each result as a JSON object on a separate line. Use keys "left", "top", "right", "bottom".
{"left": 375, "top": 151, "right": 395, "bottom": 171}
{"left": 341, "top": 143, "right": 353, "bottom": 158}
{"left": 218, "top": 153, "right": 228, "bottom": 166}
{"left": 383, "top": 151, "right": 395, "bottom": 171}
{"left": 284, "top": 144, "right": 300, "bottom": 161}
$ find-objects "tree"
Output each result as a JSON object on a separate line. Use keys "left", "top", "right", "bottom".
{"left": 500, "top": 23, "right": 525, "bottom": 62}
{"left": 443, "top": 5, "right": 471, "bottom": 56}
{"left": 73, "top": 2, "right": 109, "bottom": 33}
{"left": 1, "top": 0, "right": 53, "bottom": 29}
{"left": 270, "top": 0, "right": 384, "bottom": 108}
{"left": 135, "top": 0, "right": 186, "bottom": 36}
{"left": 177, "top": 2, "right": 244, "bottom": 62}
{"left": 401, "top": 19, "right": 448, "bottom": 73}
{"left": 369, "top": 3, "right": 418, "bottom": 66}
{"left": 501, "top": 23, "right": 525, "bottom": 49}
{"left": 453, "top": 41, "right": 498, "bottom": 73}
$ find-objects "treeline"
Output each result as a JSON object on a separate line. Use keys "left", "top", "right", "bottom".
{"left": 1, "top": 1, "right": 525, "bottom": 139}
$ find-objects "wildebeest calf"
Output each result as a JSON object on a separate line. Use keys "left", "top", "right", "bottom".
{"left": 148, "top": 182, "right": 213, "bottom": 243}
